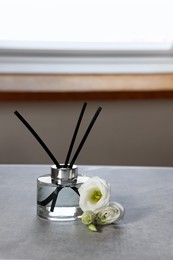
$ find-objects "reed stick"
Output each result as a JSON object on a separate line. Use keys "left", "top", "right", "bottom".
{"left": 64, "top": 102, "right": 87, "bottom": 167}
{"left": 69, "top": 107, "right": 102, "bottom": 168}
{"left": 14, "top": 111, "right": 60, "bottom": 168}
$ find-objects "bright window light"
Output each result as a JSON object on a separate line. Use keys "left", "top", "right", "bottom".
{"left": 0, "top": 0, "right": 173, "bottom": 50}
{"left": 0, "top": 0, "right": 173, "bottom": 74}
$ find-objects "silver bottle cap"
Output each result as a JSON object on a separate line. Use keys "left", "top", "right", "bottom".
{"left": 51, "top": 164, "right": 78, "bottom": 184}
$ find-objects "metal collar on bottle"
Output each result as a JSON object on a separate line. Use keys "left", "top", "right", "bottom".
{"left": 51, "top": 164, "right": 78, "bottom": 185}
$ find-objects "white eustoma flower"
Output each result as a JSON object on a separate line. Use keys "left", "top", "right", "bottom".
{"left": 95, "top": 202, "right": 124, "bottom": 225}
{"left": 79, "top": 176, "right": 110, "bottom": 213}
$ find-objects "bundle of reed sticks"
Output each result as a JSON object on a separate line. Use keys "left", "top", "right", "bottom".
{"left": 14, "top": 103, "right": 102, "bottom": 168}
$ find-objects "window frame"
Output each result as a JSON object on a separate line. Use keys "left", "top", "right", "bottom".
{"left": 0, "top": 42, "right": 173, "bottom": 74}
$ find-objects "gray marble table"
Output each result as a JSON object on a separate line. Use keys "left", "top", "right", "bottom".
{"left": 0, "top": 164, "right": 173, "bottom": 260}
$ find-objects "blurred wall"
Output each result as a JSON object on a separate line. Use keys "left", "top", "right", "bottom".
{"left": 0, "top": 100, "right": 173, "bottom": 166}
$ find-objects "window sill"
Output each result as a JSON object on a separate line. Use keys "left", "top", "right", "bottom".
{"left": 0, "top": 73, "right": 173, "bottom": 101}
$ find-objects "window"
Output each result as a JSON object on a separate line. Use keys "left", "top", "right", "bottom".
{"left": 0, "top": 0, "right": 173, "bottom": 73}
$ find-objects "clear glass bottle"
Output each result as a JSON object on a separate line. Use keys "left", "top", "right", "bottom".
{"left": 37, "top": 164, "right": 89, "bottom": 221}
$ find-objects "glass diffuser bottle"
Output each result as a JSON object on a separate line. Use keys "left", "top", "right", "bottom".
{"left": 37, "top": 164, "right": 89, "bottom": 221}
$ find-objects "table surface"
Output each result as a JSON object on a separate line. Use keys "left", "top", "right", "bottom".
{"left": 0, "top": 165, "right": 173, "bottom": 260}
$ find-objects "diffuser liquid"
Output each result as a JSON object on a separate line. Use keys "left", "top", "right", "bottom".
{"left": 37, "top": 174, "right": 88, "bottom": 221}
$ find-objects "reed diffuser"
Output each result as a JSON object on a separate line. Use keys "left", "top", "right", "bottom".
{"left": 14, "top": 103, "right": 102, "bottom": 221}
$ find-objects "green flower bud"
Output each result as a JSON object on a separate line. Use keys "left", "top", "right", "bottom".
{"left": 88, "top": 223, "right": 97, "bottom": 232}
{"left": 82, "top": 211, "right": 95, "bottom": 225}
